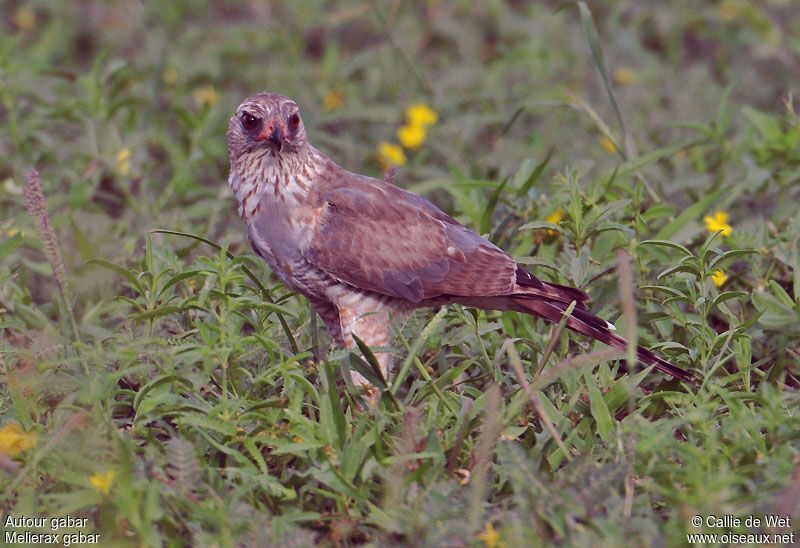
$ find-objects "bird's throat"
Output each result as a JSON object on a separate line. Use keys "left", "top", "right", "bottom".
{"left": 231, "top": 152, "right": 316, "bottom": 221}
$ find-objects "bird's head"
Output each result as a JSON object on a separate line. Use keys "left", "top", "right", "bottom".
{"left": 228, "top": 93, "right": 308, "bottom": 165}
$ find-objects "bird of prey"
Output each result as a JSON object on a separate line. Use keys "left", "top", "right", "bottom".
{"left": 227, "top": 93, "right": 694, "bottom": 393}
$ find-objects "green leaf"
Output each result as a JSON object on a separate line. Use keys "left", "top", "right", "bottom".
{"left": 347, "top": 352, "right": 386, "bottom": 390}
{"left": 392, "top": 306, "right": 448, "bottom": 393}
{"left": 707, "top": 249, "right": 757, "bottom": 273}
{"left": 639, "top": 285, "right": 688, "bottom": 298}
{"left": 768, "top": 279, "right": 796, "bottom": 309}
{"left": 133, "top": 374, "right": 194, "bottom": 414}
{"left": 176, "top": 413, "right": 238, "bottom": 436}
{"left": 86, "top": 258, "right": 145, "bottom": 294}
{"left": 586, "top": 199, "right": 630, "bottom": 227}
{"left": 156, "top": 270, "right": 205, "bottom": 299}
{"left": 587, "top": 380, "right": 614, "bottom": 442}
{"left": 324, "top": 362, "right": 347, "bottom": 449}
{"left": 519, "top": 221, "right": 563, "bottom": 234}
{"left": 743, "top": 106, "right": 783, "bottom": 142}
{"left": 515, "top": 148, "right": 554, "bottom": 198}
{"left": 657, "top": 263, "right": 700, "bottom": 279}
{"left": 480, "top": 177, "right": 508, "bottom": 235}
{"left": 603, "top": 380, "right": 630, "bottom": 414}
{"left": 752, "top": 290, "right": 800, "bottom": 330}
{"left": 639, "top": 239, "right": 693, "bottom": 257}
{"left": 641, "top": 204, "right": 675, "bottom": 220}
{"left": 735, "top": 336, "right": 752, "bottom": 389}
{"left": 709, "top": 291, "right": 748, "bottom": 310}
{"left": 132, "top": 305, "right": 186, "bottom": 322}
{"left": 242, "top": 438, "right": 269, "bottom": 474}
{"left": 351, "top": 334, "right": 388, "bottom": 388}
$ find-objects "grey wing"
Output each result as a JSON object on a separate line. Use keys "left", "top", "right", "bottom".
{"left": 300, "top": 176, "right": 519, "bottom": 302}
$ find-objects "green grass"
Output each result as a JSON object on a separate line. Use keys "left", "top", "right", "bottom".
{"left": 1, "top": 1, "right": 799, "bottom": 546}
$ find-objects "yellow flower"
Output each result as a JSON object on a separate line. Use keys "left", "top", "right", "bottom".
{"left": 323, "top": 91, "right": 344, "bottom": 112}
{"left": 378, "top": 142, "right": 406, "bottom": 168}
{"left": 293, "top": 436, "right": 304, "bottom": 443}
{"left": 711, "top": 270, "right": 728, "bottom": 287}
{"left": 406, "top": 103, "right": 438, "bottom": 127}
{"left": 719, "top": 0, "right": 741, "bottom": 22}
{"left": 116, "top": 148, "right": 132, "bottom": 176}
{"left": 13, "top": 7, "right": 36, "bottom": 31}
{"left": 162, "top": 66, "right": 179, "bottom": 86}
{"left": 0, "top": 422, "right": 37, "bottom": 456}
{"left": 89, "top": 469, "right": 116, "bottom": 495}
{"left": 599, "top": 136, "right": 618, "bottom": 154}
{"left": 7, "top": 228, "right": 19, "bottom": 237}
{"left": 546, "top": 208, "right": 564, "bottom": 236}
{"left": 478, "top": 521, "right": 502, "bottom": 548}
{"left": 546, "top": 209, "right": 564, "bottom": 225}
{"left": 397, "top": 123, "right": 427, "bottom": 150}
{"left": 613, "top": 66, "right": 639, "bottom": 85}
{"left": 192, "top": 85, "right": 220, "bottom": 108}
{"left": 704, "top": 211, "right": 732, "bottom": 237}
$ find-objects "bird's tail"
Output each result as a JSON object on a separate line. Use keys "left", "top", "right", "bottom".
{"left": 510, "top": 287, "right": 697, "bottom": 384}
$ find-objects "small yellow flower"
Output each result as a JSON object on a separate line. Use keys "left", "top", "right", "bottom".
{"left": 7, "top": 228, "right": 19, "bottom": 237}
{"left": 406, "top": 103, "right": 438, "bottom": 127}
{"left": 711, "top": 270, "right": 728, "bottom": 287}
{"left": 704, "top": 211, "right": 732, "bottom": 237}
{"left": 323, "top": 90, "right": 344, "bottom": 112}
{"left": 116, "top": 148, "right": 132, "bottom": 176}
{"left": 478, "top": 521, "right": 501, "bottom": 548}
{"left": 599, "top": 136, "right": 618, "bottom": 154}
{"left": 719, "top": 0, "right": 741, "bottom": 22}
{"left": 613, "top": 66, "right": 639, "bottom": 85}
{"left": 546, "top": 208, "right": 564, "bottom": 236}
{"left": 397, "top": 123, "right": 427, "bottom": 150}
{"left": 13, "top": 7, "right": 36, "bottom": 31}
{"left": 89, "top": 469, "right": 116, "bottom": 495}
{"left": 162, "top": 67, "right": 179, "bottom": 86}
{"left": 546, "top": 209, "right": 564, "bottom": 225}
{"left": 293, "top": 436, "right": 304, "bottom": 443}
{"left": 192, "top": 85, "right": 220, "bottom": 108}
{"left": 378, "top": 142, "right": 407, "bottom": 168}
{"left": 0, "top": 422, "right": 37, "bottom": 456}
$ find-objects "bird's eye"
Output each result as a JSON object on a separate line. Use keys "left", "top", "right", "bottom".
{"left": 289, "top": 113, "right": 301, "bottom": 127}
{"left": 240, "top": 112, "right": 259, "bottom": 130}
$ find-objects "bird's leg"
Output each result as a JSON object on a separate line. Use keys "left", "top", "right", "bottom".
{"left": 307, "top": 295, "right": 394, "bottom": 403}
{"left": 338, "top": 305, "right": 394, "bottom": 392}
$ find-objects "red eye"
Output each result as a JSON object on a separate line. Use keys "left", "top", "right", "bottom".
{"left": 289, "top": 113, "right": 300, "bottom": 127}
{"left": 241, "top": 112, "right": 259, "bottom": 130}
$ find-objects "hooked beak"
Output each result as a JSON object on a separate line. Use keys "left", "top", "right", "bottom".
{"left": 255, "top": 117, "right": 285, "bottom": 150}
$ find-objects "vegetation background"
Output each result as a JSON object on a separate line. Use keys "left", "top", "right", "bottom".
{"left": 1, "top": 1, "right": 799, "bottom": 546}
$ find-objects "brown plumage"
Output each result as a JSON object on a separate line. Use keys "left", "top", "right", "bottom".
{"left": 227, "top": 93, "right": 695, "bottom": 391}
